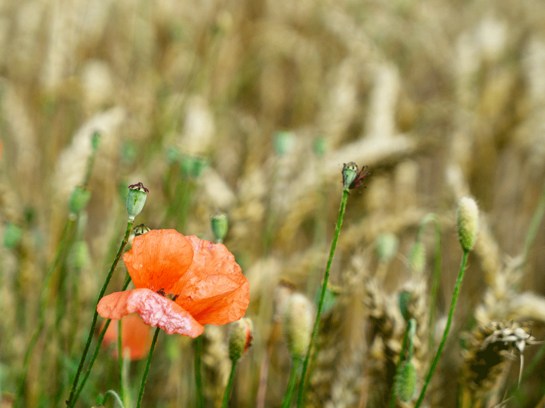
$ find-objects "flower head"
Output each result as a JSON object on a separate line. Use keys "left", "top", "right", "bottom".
{"left": 97, "top": 229, "right": 250, "bottom": 337}
{"left": 342, "top": 162, "right": 370, "bottom": 190}
{"left": 102, "top": 313, "right": 152, "bottom": 360}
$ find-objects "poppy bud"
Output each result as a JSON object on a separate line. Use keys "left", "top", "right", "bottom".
{"left": 69, "top": 186, "right": 91, "bottom": 215}
{"left": 342, "top": 162, "right": 358, "bottom": 190}
{"left": 211, "top": 212, "right": 228, "bottom": 243}
{"left": 126, "top": 183, "right": 149, "bottom": 220}
{"left": 91, "top": 131, "right": 101, "bottom": 150}
{"left": 70, "top": 240, "right": 90, "bottom": 270}
{"left": 181, "top": 155, "right": 208, "bottom": 178}
{"left": 228, "top": 317, "right": 253, "bottom": 362}
{"left": 376, "top": 233, "right": 399, "bottom": 263}
{"left": 395, "top": 361, "right": 417, "bottom": 402}
{"left": 274, "top": 131, "right": 295, "bottom": 156}
{"left": 398, "top": 291, "right": 412, "bottom": 322}
{"left": 3, "top": 223, "right": 22, "bottom": 249}
{"left": 408, "top": 241, "right": 425, "bottom": 274}
{"left": 457, "top": 197, "right": 479, "bottom": 252}
{"left": 282, "top": 293, "right": 314, "bottom": 358}
{"left": 313, "top": 137, "right": 327, "bottom": 157}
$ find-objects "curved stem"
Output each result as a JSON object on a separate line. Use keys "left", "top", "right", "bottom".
{"left": 415, "top": 250, "right": 469, "bottom": 408}
{"left": 282, "top": 356, "right": 303, "bottom": 408}
{"left": 101, "top": 390, "right": 125, "bottom": 408}
{"left": 297, "top": 188, "right": 350, "bottom": 408}
{"left": 136, "top": 327, "right": 160, "bottom": 408}
{"left": 67, "top": 221, "right": 134, "bottom": 407}
{"left": 221, "top": 361, "right": 238, "bottom": 408}
{"left": 195, "top": 335, "right": 204, "bottom": 408}
{"left": 71, "top": 274, "right": 132, "bottom": 404}
{"left": 16, "top": 218, "right": 74, "bottom": 405}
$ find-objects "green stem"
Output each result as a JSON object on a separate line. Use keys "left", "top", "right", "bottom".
{"left": 389, "top": 321, "right": 411, "bottom": 408}
{"left": 297, "top": 188, "right": 350, "bottom": 408}
{"left": 221, "top": 361, "right": 238, "bottom": 408}
{"left": 415, "top": 250, "right": 469, "bottom": 408}
{"left": 282, "top": 356, "right": 303, "bottom": 408}
{"left": 195, "top": 335, "right": 204, "bottom": 408}
{"left": 72, "top": 274, "right": 132, "bottom": 404}
{"left": 16, "top": 218, "right": 74, "bottom": 405}
{"left": 101, "top": 390, "right": 125, "bottom": 408}
{"left": 118, "top": 319, "right": 124, "bottom": 404}
{"left": 136, "top": 327, "right": 160, "bottom": 408}
{"left": 67, "top": 220, "right": 134, "bottom": 407}
{"left": 523, "top": 179, "right": 545, "bottom": 266}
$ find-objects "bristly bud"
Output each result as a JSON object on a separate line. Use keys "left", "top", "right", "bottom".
{"left": 133, "top": 224, "right": 151, "bottom": 236}
{"left": 181, "top": 155, "right": 208, "bottom": 178}
{"left": 126, "top": 183, "right": 149, "bottom": 220}
{"left": 457, "top": 197, "right": 479, "bottom": 252}
{"left": 398, "top": 291, "right": 413, "bottom": 322}
{"left": 3, "top": 223, "right": 22, "bottom": 249}
{"left": 91, "top": 131, "right": 101, "bottom": 150}
{"left": 69, "top": 186, "right": 91, "bottom": 215}
{"left": 395, "top": 361, "right": 417, "bottom": 402}
{"left": 69, "top": 241, "right": 90, "bottom": 270}
{"left": 274, "top": 131, "right": 295, "bottom": 156}
{"left": 408, "top": 241, "right": 426, "bottom": 274}
{"left": 211, "top": 212, "right": 228, "bottom": 243}
{"left": 228, "top": 317, "right": 253, "bottom": 362}
{"left": 342, "top": 162, "right": 370, "bottom": 190}
{"left": 313, "top": 137, "right": 327, "bottom": 157}
{"left": 282, "top": 293, "right": 314, "bottom": 358}
{"left": 375, "top": 233, "right": 399, "bottom": 263}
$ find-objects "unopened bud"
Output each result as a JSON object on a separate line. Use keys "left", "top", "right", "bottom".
{"left": 181, "top": 155, "right": 208, "bottom": 178}
{"left": 408, "top": 241, "right": 425, "bottom": 274}
{"left": 376, "top": 233, "right": 399, "bottom": 263}
{"left": 126, "top": 183, "right": 149, "bottom": 220}
{"left": 398, "top": 291, "right": 412, "bottom": 322}
{"left": 395, "top": 361, "right": 417, "bottom": 402}
{"left": 457, "top": 197, "right": 479, "bottom": 252}
{"left": 313, "top": 137, "right": 327, "bottom": 157}
{"left": 91, "top": 131, "right": 101, "bottom": 150}
{"left": 3, "top": 223, "right": 22, "bottom": 249}
{"left": 211, "top": 212, "right": 228, "bottom": 243}
{"left": 282, "top": 293, "right": 314, "bottom": 357}
{"left": 69, "top": 186, "right": 91, "bottom": 215}
{"left": 70, "top": 241, "right": 90, "bottom": 270}
{"left": 274, "top": 131, "right": 295, "bottom": 156}
{"left": 229, "top": 317, "right": 253, "bottom": 362}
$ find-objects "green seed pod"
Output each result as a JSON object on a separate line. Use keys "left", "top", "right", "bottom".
{"left": 211, "top": 212, "right": 228, "bottom": 243}
{"left": 395, "top": 361, "right": 417, "bottom": 402}
{"left": 133, "top": 224, "right": 151, "bottom": 236}
{"left": 69, "top": 186, "right": 91, "bottom": 215}
{"left": 408, "top": 241, "right": 426, "bottom": 275}
{"left": 282, "top": 293, "right": 314, "bottom": 358}
{"left": 342, "top": 162, "right": 358, "bottom": 189}
{"left": 398, "top": 291, "right": 413, "bottom": 322}
{"left": 274, "top": 131, "right": 295, "bottom": 156}
{"left": 3, "top": 223, "right": 22, "bottom": 249}
{"left": 375, "top": 233, "right": 399, "bottom": 263}
{"left": 126, "top": 182, "right": 149, "bottom": 220}
{"left": 457, "top": 197, "right": 479, "bottom": 252}
{"left": 228, "top": 317, "right": 253, "bottom": 362}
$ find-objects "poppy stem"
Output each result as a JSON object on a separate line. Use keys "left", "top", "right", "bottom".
{"left": 72, "top": 273, "right": 132, "bottom": 404}
{"left": 297, "top": 188, "right": 350, "bottom": 408}
{"left": 136, "top": 326, "right": 161, "bottom": 408}
{"left": 118, "top": 319, "right": 124, "bottom": 404}
{"left": 195, "top": 335, "right": 205, "bottom": 408}
{"left": 221, "top": 360, "right": 238, "bottom": 408}
{"left": 66, "top": 220, "right": 134, "bottom": 408}
{"left": 414, "top": 250, "right": 469, "bottom": 408}
{"left": 281, "top": 356, "right": 303, "bottom": 408}
{"left": 389, "top": 319, "right": 415, "bottom": 408}
{"left": 16, "top": 217, "right": 75, "bottom": 406}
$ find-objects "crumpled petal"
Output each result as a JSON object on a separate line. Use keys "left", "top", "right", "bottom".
{"left": 97, "top": 289, "right": 204, "bottom": 337}
{"left": 174, "top": 236, "right": 250, "bottom": 325}
{"left": 123, "top": 230, "right": 194, "bottom": 294}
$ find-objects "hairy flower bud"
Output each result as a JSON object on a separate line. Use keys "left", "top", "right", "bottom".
{"left": 376, "top": 233, "right": 399, "bottom": 263}
{"left": 398, "top": 291, "right": 413, "bottom": 322}
{"left": 229, "top": 317, "right": 253, "bottom": 362}
{"left": 126, "top": 183, "right": 149, "bottom": 220}
{"left": 70, "top": 241, "right": 90, "bottom": 270}
{"left": 274, "top": 131, "right": 295, "bottom": 156}
{"left": 408, "top": 241, "right": 426, "bottom": 275}
{"left": 69, "top": 186, "right": 91, "bottom": 215}
{"left": 3, "top": 223, "right": 22, "bottom": 249}
{"left": 282, "top": 293, "right": 314, "bottom": 358}
{"left": 457, "top": 197, "right": 479, "bottom": 252}
{"left": 211, "top": 212, "right": 228, "bottom": 243}
{"left": 395, "top": 361, "right": 417, "bottom": 402}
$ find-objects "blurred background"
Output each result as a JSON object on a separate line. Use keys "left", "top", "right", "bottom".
{"left": 1, "top": 0, "right": 545, "bottom": 407}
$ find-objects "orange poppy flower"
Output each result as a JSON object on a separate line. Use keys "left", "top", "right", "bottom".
{"left": 102, "top": 313, "right": 152, "bottom": 360}
{"left": 97, "top": 229, "right": 250, "bottom": 337}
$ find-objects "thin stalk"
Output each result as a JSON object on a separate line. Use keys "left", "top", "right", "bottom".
{"left": 101, "top": 390, "right": 125, "bottom": 408}
{"left": 282, "top": 356, "right": 303, "bottom": 408}
{"left": 16, "top": 218, "right": 74, "bottom": 405}
{"left": 136, "top": 327, "right": 161, "bottom": 408}
{"left": 415, "top": 251, "right": 469, "bottom": 408}
{"left": 67, "top": 220, "right": 134, "bottom": 407}
{"left": 195, "top": 335, "right": 204, "bottom": 408}
{"left": 72, "top": 274, "right": 132, "bottom": 404}
{"left": 118, "top": 319, "right": 124, "bottom": 404}
{"left": 297, "top": 188, "right": 350, "bottom": 408}
{"left": 221, "top": 361, "right": 238, "bottom": 408}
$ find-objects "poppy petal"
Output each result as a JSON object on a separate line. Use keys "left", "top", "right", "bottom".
{"left": 174, "top": 236, "right": 250, "bottom": 325}
{"left": 123, "top": 230, "right": 194, "bottom": 294}
{"left": 97, "top": 289, "right": 204, "bottom": 337}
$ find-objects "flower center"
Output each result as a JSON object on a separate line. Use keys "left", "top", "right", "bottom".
{"left": 156, "top": 288, "right": 179, "bottom": 301}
